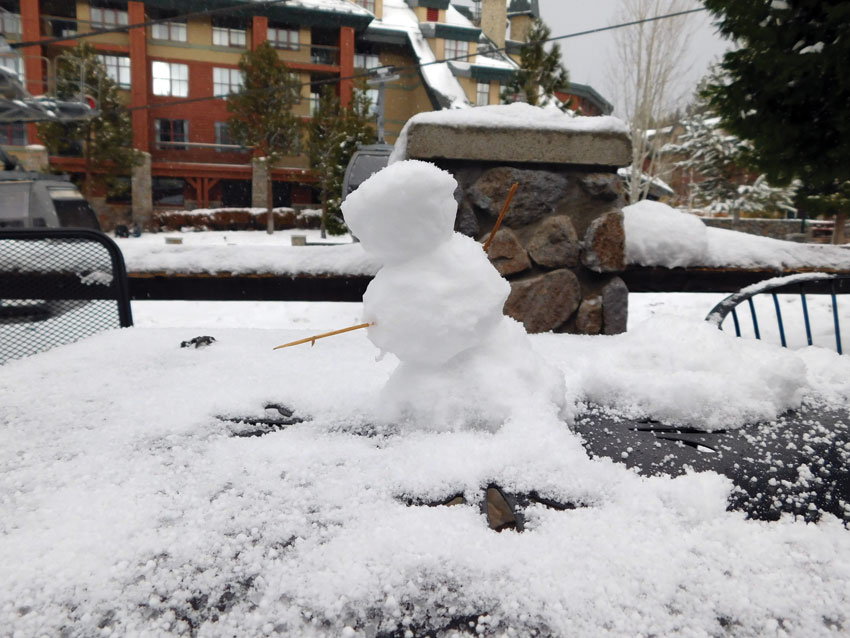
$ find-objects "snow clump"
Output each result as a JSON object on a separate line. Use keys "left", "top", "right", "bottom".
{"left": 342, "top": 160, "right": 567, "bottom": 429}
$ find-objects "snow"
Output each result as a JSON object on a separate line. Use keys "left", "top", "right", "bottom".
{"left": 799, "top": 41, "right": 825, "bottom": 54}
{"left": 2, "top": 291, "right": 850, "bottom": 635}
{"left": 625, "top": 199, "right": 850, "bottom": 271}
{"left": 370, "top": 0, "right": 470, "bottom": 109}
{"left": 342, "top": 160, "right": 566, "bottom": 427}
{"left": 256, "top": 0, "right": 372, "bottom": 17}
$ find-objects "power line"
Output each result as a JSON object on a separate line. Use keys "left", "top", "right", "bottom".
{"left": 125, "top": 7, "right": 708, "bottom": 114}
{"left": 10, "top": 0, "right": 292, "bottom": 49}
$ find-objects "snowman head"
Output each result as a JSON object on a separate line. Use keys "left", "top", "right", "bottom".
{"left": 342, "top": 160, "right": 458, "bottom": 264}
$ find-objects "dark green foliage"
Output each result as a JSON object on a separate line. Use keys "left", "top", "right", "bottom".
{"left": 307, "top": 86, "right": 375, "bottom": 235}
{"left": 37, "top": 43, "right": 140, "bottom": 199}
{"left": 227, "top": 41, "right": 302, "bottom": 164}
{"left": 502, "top": 18, "right": 569, "bottom": 108}
{"left": 702, "top": 0, "right": 850, "bottom": 229}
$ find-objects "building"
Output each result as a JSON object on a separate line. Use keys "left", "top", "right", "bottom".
{"left": 0, "top": 0, "right": 606, "bottom": 226}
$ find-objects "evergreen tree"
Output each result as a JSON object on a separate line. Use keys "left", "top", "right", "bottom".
{"left": 667, "top": 84, "right": 798, "bottom": 219}
{"left": 702, "top": 0, "right": 850, "bottom": 241}
{"left": 502, "top": 18, "right": 569, "bottom": 109}
{"left": 38, "top": 43, "right": 140, "bottom": 201}
{"left": 227, "top": 41, "right": 302, "bottom": 233}
{"left": 307, "top": 86, "right": 375, "bottom": 236}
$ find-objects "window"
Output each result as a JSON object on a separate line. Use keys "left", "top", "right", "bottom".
{"left": 152, "top": 61, "right": 188, "bottom": 96}
{"left": 444, "top": 39, "right": 469, "bottom": 60}
{"left": 213, "top": 67, "right": 243, "bottom": 97}
{"left": 214, "top": 122, "right": 243, "bottom": 152}
{"left": 151, "top": 20, "right": 187, "bottom": 42}
{"left": 90, "top": 6, "right": 128, "bottom": 28}
{"left": 353, "top": 0, "right": 375, "bottom": 12}
{"left": 155, "top": 118, "right": 188, "bottom": 150}
{"left": 309, "top": 92, "right": 320, "bottom": 117}
{"left": 0, "top": 12, "right": 21, "bottom": 35}
{"left": 0, "top": 55, "right": 24, "bottom": 82}
{"left": 98, "top": 54, "right": 131, "bottom": 88}
{"left": 354, "top": 53, "right": 380, "bottom": 70}
{"left": 268, "top": 26, "right": 299, "bottom": 50}
{"left": 152, "top": 178, "right": 185, "bottom": 206}
{"left": 362, "top": 88, "right": 378, "bottom": 116}
{"left": 426, "top": 7, "right": 439, "bottom": 22}
{"left": 476, "top": 82, "right": 490, "bottom": 106}
{"left": 212, "top": 26, "right": 246, "bottom": 48}
{"left": 0, "top": 123, "right": 27, "bottom": 146}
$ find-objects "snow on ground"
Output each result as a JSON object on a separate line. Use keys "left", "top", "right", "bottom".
{"left": 625, "top": 200, "right": 850, "bottom": 271}
{"left": 115, "top": 202, "right": 850, "bottom": 275}
{"left": 2, "top": 293, "right": 850, "bottom": 636}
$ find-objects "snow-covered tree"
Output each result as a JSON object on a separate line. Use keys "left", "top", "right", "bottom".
{"left": 666, "top": 88, "right": 798, "bottom": 219}
{"left": 501, "top": 18, "right": 569, "bottom": 109}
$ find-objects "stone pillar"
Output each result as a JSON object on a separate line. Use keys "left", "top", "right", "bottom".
{"left": 400, "top": 114, "right": 632, "bottom": 335}
{"left": 339, "top": 26, "right": 355, "bottom": 108}
{"left": 252, "top": 157, "right": 270, "bottom": 209}
{"left": 128, "top": 1, "right": 150, "bottom": 152}
{"left": 20, "top": 145, "right": 49, "bottom": 172}
{"left": 131, "top": 151, "right": 152, "bottom": 227}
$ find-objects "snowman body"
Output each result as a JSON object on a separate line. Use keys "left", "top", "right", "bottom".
{"left": 342, "top": 160, "right": 567, "bottom": 428}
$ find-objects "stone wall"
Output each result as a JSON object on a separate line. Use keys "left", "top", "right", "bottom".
{"left": 400, "top": 114, "right": 631, "bottom": 335}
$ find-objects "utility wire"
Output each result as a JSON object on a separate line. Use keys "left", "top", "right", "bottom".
{"left": 126, "top": 7, "right": 707, "bottom": 114}
{"left": 11, "top": 0, "right": 293, "bottom": 49}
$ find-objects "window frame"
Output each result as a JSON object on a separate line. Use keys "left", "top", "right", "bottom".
{"left": 476, "top": 81, "right": 490, "bottom": 106}
{"left": 444, "top": 38, "right": 469, "bottom": 60}
{"left": 151, "top": 20, "right": 187, "bottom": 42}
{"left": 0, "top": 123, "right": 27, "bottom": 146}
{"left": 90, "top": 6, "right": 129, "bottom": 28}
{"left": 212, "top": 26, "right": 247, "bottom": 48}
{"left": 0, "top": 12, "right": 21, "bottom": 35}
{"left": 98, "top": 54, "right": 131, "bottom": 89}
{"left": 268, "top": 26, "right": 299, "bottom": 51}
{"left": 154, "top": 118, "right": 189, "bottom": 150}
{"left": 213, "top": 67, "right": 244, "bottom": 97}
{"left": 151, "top": 61, "right": 189, "bottom": 97}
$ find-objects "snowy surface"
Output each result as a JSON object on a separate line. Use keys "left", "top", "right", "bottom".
{"left": 116, "top": 229, "right": 379, "bottom": 276}
{"left": 156, "top": 206, "right": 322, "bottom": 218}
{"left": 3, "top": 291, "right": 850, "bottom": 636}
{"left": 625, "top": 200, "right": 850, "bottom": 271}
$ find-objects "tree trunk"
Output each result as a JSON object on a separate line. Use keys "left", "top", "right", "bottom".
{"left": 266, "top": 167, "right": 274, "bottom": 235}
{"left": 832, "top": 211, "right": 847, "bottom": 244}
{"left": 320, "top": 193, "right": 327, "bottom": 239}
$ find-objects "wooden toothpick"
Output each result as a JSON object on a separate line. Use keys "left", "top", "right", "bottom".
{"left": 482, "top": 182, "right": 519, "bottom": 253}
{"left": 273, "top": 322, "right": 373, "bottom": 350}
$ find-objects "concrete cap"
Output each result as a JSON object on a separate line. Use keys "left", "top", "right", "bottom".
{"left": 403, "top": 121, "right": 632, "bottom": 167}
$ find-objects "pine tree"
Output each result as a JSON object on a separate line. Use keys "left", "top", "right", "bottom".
{"left": 227, "top": 41, "right": 302, "bottom": 233}
{"left": 502, "top": 18, "right": 569, "bottom": 109}
{"left": 666, "top": 87, "right": 798, "bottom": 220}
{"left": 702, "top": 0, "right": 850, "bottom": 241}
{"left": 37, "top": 43, "right": 140, "bottom": 201}
{"left": 307, "top": 86, "right": 375, "bottom": 235}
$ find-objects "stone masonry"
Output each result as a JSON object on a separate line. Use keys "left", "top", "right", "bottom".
{"left": 400, "top": 115, "right": 631, "bottom": 335}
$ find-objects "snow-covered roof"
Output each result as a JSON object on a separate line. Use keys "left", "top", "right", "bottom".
{"left": 365, "top": 0, "right": 519, "bottom": 109}
{"left": 253, "top": 0, "right": 374, "bottom": 16}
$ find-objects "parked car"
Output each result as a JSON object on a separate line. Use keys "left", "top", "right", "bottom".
{"left": 0, "top": 170, "right": 101, "bottom": 231}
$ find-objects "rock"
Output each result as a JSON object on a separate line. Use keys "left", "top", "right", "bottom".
{"left": 581, "top": 211, "right": 626, "bottom": 272}
{"left": 468, "top": 167, "right": 569, "bottom": 228}
{"left": 527, "top": 215, "right": 580, "bottom": 268}
{"left": 455, "top": 199, "right": 480, "bottom": 237}
{"left": 601, "top": 277, "right": 629, "bottom": 335}
{"left": 579, "top": 173, "right": 621, "bottom": 202}
{"left": 504, "top": 269, "right": 581, "bottom": 333}
{"left": 484, "top": 228, "right": 531, "bottom": 276}
{"left": 575, "top": 296, "right": 603, "bottom": 335}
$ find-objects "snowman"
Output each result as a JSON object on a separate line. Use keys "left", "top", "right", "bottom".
{"left": 341, "top": 160, "right": 567, "bottom": 430}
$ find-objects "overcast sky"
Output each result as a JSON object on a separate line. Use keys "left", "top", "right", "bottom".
{"left": 535, "top": 0, "right": 730, "bottom": 114}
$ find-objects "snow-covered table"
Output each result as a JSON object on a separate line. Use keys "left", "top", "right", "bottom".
{"left": 2, "top": 325, "right": 850, "bottom": 636}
